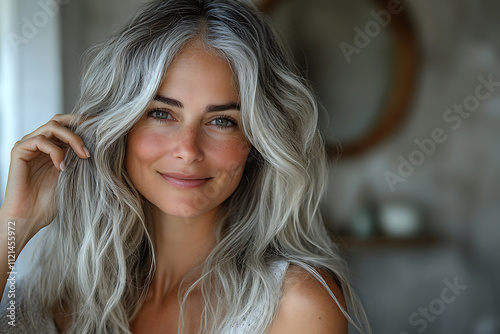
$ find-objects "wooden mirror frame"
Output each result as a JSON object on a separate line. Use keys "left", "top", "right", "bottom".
{"left": 259, "top": 0, "right": 419, "bottom": 159}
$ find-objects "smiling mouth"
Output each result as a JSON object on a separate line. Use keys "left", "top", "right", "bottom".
{"left": 159, "top": 173, "right": 212, "bottom": 189}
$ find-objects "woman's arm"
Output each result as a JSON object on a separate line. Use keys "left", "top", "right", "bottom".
{"left": 268, "top": 266, "right": 348, "bottom": 334}
{"left": 0, "top": 114, "right": 89, "bottom": 297}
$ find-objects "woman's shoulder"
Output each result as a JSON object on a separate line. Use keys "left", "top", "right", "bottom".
{"left": 269, "top": 264, "right": 348, "bottom": 334}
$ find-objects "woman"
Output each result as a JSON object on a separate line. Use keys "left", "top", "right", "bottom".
{"left": 0, "top": 0, "right": 370, "bottom": 333}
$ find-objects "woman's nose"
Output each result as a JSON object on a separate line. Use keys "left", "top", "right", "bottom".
{"left": 173, "top": 125, "right": 204, "bottom": 164}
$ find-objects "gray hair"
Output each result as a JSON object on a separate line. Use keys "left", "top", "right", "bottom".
{"left": 30, "top": 0, "right": 370, "bottom": 333}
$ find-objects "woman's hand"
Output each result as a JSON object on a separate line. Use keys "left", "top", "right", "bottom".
{"left": 0, "top": 114, "right": 90, "bottom": 242}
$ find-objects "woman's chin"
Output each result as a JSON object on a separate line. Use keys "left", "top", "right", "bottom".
{"left": 152, "top": 202, "right": 219, "bottom": 221}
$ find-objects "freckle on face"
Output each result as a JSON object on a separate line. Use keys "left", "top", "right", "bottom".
{"left": 125, "top": 44, "right": 251, "bottom": 220}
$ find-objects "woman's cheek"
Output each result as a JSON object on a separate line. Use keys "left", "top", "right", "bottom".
{"left": 125, "top": 131, "right": 168, "bottom": 188}
{"left": 211, "top": 137, "right": 250, "bottom": 169}
{"left": 128, "top": 127, "right": 171, "bottom": 162}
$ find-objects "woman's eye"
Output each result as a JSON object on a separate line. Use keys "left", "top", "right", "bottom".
{"left": 147, "top": 109, "right": 173, "bottom": 123}
{"left": 152, "top": 110, "right": 171, "bottom": 119}
{"left": 211, "top": 117, "right": 235, "bottom": 128}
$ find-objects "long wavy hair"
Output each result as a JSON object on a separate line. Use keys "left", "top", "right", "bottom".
{"left": 28, "top": 0, "right": 370, "bottom": 333}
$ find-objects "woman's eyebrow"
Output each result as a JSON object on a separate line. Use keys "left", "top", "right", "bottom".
{"left": 154, "top": 95, "right": 183, "bottom": 108}
{"left": 206, "top": 103, "right": 240, "bottom": 112}
{"left": 154, "top": 94, "right": 240, "bottom": 112}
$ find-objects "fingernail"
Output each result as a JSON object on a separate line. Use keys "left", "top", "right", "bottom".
{"left": 83, "top": 147, "right": 90, "bottom": 158}
{"left": 59, "top": 161, "right": 65, "bottom": 171}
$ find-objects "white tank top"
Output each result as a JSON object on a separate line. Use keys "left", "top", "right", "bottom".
{"left": 228, "top": 260, "right": 290, "bottom": 333}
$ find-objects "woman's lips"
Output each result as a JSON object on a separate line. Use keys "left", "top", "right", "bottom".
{"left": 159, "top": 173, "right": 211, "bottom": 189}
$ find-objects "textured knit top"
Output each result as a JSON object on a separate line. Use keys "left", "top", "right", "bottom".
{"left": 0, "top": 261, "right": 289, "bottom": 333}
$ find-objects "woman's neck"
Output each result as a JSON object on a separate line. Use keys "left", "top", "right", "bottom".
{"left": 148, "top": 206, "right": 218, "bottom": 302}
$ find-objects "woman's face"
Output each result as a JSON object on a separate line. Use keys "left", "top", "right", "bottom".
{"left": 126, "top": 44, "right": 251, "bottom": 220}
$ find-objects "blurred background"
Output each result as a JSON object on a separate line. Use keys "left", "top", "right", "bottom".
{"left": 1, "top": 0, "right": 499, "bottom": 333}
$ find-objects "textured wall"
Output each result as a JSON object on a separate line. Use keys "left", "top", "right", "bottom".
{"left": 321, "top": 0, "right": 500, "bottom": 333}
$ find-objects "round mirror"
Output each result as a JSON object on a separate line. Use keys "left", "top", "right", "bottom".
{"left": 260, "top": 0, "right": 418, "bottom": 158}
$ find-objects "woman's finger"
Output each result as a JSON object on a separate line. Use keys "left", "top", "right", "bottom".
{"left": 50, "top": 113, "right": 87, "bottom": 127}
{"left": 50, "top": 113, "right": 74, "bottom": 125}
{"left": 13, "top": 135, "right": 67, "bottom": 171}
{"left": 21, "top": 114, "right": 75, "bottom": 140}
{"left": 39, "top": 120, "right": 90, "bottom": 159}
{"left": 22, "top": 119, "right": 90, "bottom": 159}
